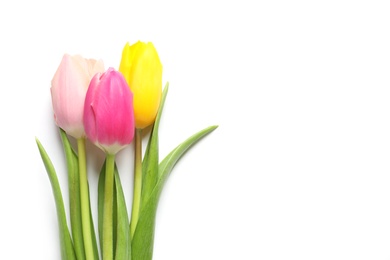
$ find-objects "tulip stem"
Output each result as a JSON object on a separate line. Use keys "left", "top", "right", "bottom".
{"left": 78, "top": 138, "right": 95, "bottom": 260}
{"left": 103, "top": 153, "right": 115, "bottom": 260}
{"left": 130, "top": 128, "right": 143, "bottom": 238}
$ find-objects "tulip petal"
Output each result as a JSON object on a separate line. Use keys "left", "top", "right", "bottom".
{"left": 84, "top": 68, "right": 135, "bottom": 155}
{"left": 119, "top": 41, "right": 162, "bottom": 129}
{"left": 51, "top": 54, "right": 105, "bottom": 138}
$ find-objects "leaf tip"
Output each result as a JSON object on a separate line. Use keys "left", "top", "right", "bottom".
{"left": 35, "top": 137, "right": 42, "bottom": 146}
{"left": 208, "top": 125, "right": 219, "bottom": 132}
{"left": 163, "top": 82, "right": 169, "bottom": 95}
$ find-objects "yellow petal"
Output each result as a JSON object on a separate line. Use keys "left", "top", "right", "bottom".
{"left": 119, "top": 41, "right": 163, "bottom": 129}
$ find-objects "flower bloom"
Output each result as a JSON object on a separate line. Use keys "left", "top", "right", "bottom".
{"left": 83, "top": 68, "right": 135, "bottom": 154}
{"left": 119, "top": 41, "right": 162, "bottom": 129}
{"left": 51, "top": 54, "right": 105, "bottom": 138}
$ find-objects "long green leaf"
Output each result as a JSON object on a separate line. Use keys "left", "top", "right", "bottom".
{"left": 36, "top": 138, "right": 76, "bottom": 260}
{"left": 59, "top": 128, "right": 86, "bottom": 260}
{"left": 88, "top": 184, "right": 100, "bottom": 260}
{"left": 98, "top": 161, "right": 106, "bottom": 258}
{"left": 141, "top": 83, "right": 169, "bottom": 167}
{"left": 115, "top": 171, "right": 130, "bottom": 260}
{"left": 98, "top": 161, "right": 118, "bottom": 258}
{"left": 60, "top": 129, "right": 99, "bottom": 260}
{"left": 130, "top": 191, "right": 158, "bottom": 260}
{"left": 99, "top": 160, "right": 130, "bottom": 260}
{"left": 131, "top": 83, "right": 168, "bottom": 260}
{"left": 141, "top": 83, "right": 169, "bottom": 209}
{"left": 131, "top": 125, "right": 218, "bottom": 260}
{"left": 157, "top": 125, "right": 218, "bottom": 198}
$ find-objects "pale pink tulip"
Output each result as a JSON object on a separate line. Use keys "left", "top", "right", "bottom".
{"left": 51, "top": 54, "right": 104, "bottom": 138}
{"left": 83, "top": 68, "right": 135, "bottom": 154}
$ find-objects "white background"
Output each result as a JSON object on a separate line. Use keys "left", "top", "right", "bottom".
{"left": 1, "top": 0, "right": 390, "bottom": 259}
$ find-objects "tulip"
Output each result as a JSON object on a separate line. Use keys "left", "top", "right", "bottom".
{"left": 84, "top": 67, "right": 135, "bottom": 259}
{"left": 51, "top": 54, "right": 104, "bottom": 138}
{"left": 119, "top": 41, "right": 163, "bottom": 238}
{"left": 83, "top": 67, "right": 135, "bottom": 155}
{"left": 119, "top": 41, "right": 162, "bottom": 129}
{"left": 51, "top": 54, "right": 104, "bottom": 260}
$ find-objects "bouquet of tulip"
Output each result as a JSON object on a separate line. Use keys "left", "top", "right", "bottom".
{"left": 36, "top": 41, "right": 217, "bottom": 260}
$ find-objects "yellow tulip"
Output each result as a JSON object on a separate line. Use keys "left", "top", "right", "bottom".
{"left": 119, "top": 41, "right": 162, "bottom": 129}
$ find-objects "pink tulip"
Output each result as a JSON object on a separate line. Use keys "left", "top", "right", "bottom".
{"left": 51, "top": 54, "right": 105, "bottom": 138}
{"left": 83, "top": 67, "right": 135, "bottom": 154}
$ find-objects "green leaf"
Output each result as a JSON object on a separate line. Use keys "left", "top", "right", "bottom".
{"left": 157, "top": 125, "right": 218, "bottom": 197}
{"left": 60, "top": 129, "right": 99, "bottom": 260}
{"left": 99, "top": 160, "right": 130, "bottom": 260}
{"left": 36, "top": 138, "right": 76, "bottom": 260}
{"left": 88, "top": 184, "right": 100, "bottom": 260}
{"left": 131, "top": 125, "right": 218, "bottom": 260}
{"left": 114, "top": 171, "right": 130, "bottom": 260}
{"left": 130, "top": 190, "right": 158, "bottom": 260}
{"left": 98, "top": 161, "right": 118, "bottom": 258}
{"left": 98, "top": 161, "right": 106, "bottom": 258}
{"left": 59, "top": 129, "right": 85, "bottom": 260}
{"left": 141, "top": 83, "right": 169, "bottom": 209}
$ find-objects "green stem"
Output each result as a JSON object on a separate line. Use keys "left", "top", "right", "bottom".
{"left": 78, "top": 138, "right": 95, "bottom": 260}
{"left": 103, "top": 153, "right": 115, "bottom": 260}
{"left": 130, "top": 128, "right": 143, "bottom": 238}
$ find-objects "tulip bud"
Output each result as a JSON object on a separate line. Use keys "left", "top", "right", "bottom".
{"left": 119, "top": 41, "right": 162, "bottom": 129}
{"left": 83, "top": 67, "right": 135, "bottom": 154}
{"left": 51, "top": 54, "right": 105, "bottom": 138}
